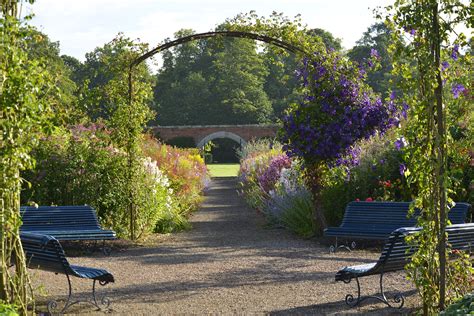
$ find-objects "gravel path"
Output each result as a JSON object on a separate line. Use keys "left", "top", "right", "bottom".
{"left": 33, "top": 178, "right": 417, "bottom": 315}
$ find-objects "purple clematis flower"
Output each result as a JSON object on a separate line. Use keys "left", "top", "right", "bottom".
{"left": 451, "top": 83, "right": 466, "bottom": 99}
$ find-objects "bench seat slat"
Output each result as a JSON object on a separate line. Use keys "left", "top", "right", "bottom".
{"left": 20, "top": 205, "right": 117, "bottom": 242}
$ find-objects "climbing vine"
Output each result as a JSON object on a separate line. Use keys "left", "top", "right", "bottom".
{"left": 385, "top": 0, "right": 472, "bottom": 313}
{"left": 0, "top": 0, "right": 53, "bottom": 313}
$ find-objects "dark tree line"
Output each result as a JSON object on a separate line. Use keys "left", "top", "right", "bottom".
{"left": 31, "top": 22, "right": 396, "bottom": 127}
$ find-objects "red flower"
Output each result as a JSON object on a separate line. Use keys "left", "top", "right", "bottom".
{"left": 366, "top": 197, "right": 373, "bottom": 202}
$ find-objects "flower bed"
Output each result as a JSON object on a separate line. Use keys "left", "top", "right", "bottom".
{"left": 22, "top": 125, "right": 209, "bottom": 239}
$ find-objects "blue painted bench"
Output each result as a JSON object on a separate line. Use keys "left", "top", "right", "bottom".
{"left": 324, "top": 201, "right": 471, "bottom": 251}
{"left": 335, "top": 223, "right": 474, "bottom": 308}
{"left": 20, "top": 205, "right": 116, "bottom": 254}
{"left": 20, "top": 232, "right": 114, "bottom": 314}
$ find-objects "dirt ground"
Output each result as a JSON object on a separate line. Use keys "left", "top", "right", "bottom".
{"left": 31, "top": 178, "right": 418, "bottom": 315}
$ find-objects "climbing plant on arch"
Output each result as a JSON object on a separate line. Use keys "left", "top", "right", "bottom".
{"left": 385, "top": 0, "right": 472, "bottom": 313}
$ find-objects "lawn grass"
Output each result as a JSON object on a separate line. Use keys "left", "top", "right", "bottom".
{"left": 207, "top": 163, "right": 240, "bottom": 178}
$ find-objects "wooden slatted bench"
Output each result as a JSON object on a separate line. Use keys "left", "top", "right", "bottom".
{"left": 335, "top": 223, "right": 474, "bottom": 308}
{"left": 324, "top": 201, "right": 471, "bottom": 252}
{"left": 20, "top": 232, "right": 114, "bottom": 314}
{"left": 20, "top": 205, "right": 116, "bottom": 254}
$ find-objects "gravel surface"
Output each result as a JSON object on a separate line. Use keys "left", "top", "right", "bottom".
{"left": 32, "top": 178, "right": 418, "bottom": 315}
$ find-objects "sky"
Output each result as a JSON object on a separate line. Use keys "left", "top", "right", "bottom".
{"left": 24, "top": 0, "right": 392, "bottom": 67}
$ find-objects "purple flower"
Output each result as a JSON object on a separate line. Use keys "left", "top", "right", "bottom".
{"left": 394, "top": 137, "right": 406, "bottom": 151}
{"left": 401, "top": 102, "right": 409, "bottom": 119}
{"left": 370, "top": 48, "right": 380, "bottom": 59}
{"left": 441, "top": 61, "right": 449, "bottom": 71}
{"left": 451, "top": 44, "right": 459, "bottom": 61}
{"left": 409, "top": 29, "right": 416, "bottom": 36}
{"left": 390, "top": 91, "right": 396, "bottom": 100}
{"left": 451, "top": 83, "right": 466, "bottom": 99}
{"left": 399, "top": 163, "right": 407, "bottom": 176}
{"left": 379, "top": 158, "right": 386, "bottom": 165}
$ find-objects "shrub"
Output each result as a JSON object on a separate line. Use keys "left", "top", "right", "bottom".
{"left": 440, "top": 292, "right": 474, "bottom": 315}
{"left": 321, "top": 132, "right": 411, "bottom": 225}
{"left": 239, "top": 141, "right": 316, "bottom": 237}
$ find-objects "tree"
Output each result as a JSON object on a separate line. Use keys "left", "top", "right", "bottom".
{"left": 154, "top": 28, "right": 273, "bottom": 125}
{"left": 25, "top": 30, "right": 79, "bottom": 124}
{"left": 262, "top": 50, "right": 300, "bottom": 120}
{"left": 309, "top": 28, "right": 342, "bottom": 51}
{"left": 386, "top": 0, "right": 472, "bottom": 313}
{"left": 76, "top": 33, "right": 155, "bottom": 121}
{"left": 209, "top": 36, "right": 273, "bottom": 124}
{"left": 154, "top": 29, "right": 212, "bottom": 125}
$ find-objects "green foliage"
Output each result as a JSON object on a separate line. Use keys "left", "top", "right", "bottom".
{"left": 440, "top": 292, "right": 474, "bottom": 315}
{"left": 321, "top": 133, "right": 411, "bottom": 225}
{"left": 386, "top": 0, "right": 472, "bottom": 313}
{"left": 308, "top": 28, "right": 342, "bottom": 51}
{"left": 24, "top": 29, "right": 79, "bottom": 125}
{"left": 75, "top": 33, "right": 154, "bottom": 121}
{"left": 0, "top": 6, "right": 53, "bottom": 312}
{"left": 279, "top": 190, "right": 315, "bottom": 238}
{"left": 0, "top": 301, "right": 18, "bottom": 316}
{"left": 236, "top": 138, "right": 281, "bottom": 161}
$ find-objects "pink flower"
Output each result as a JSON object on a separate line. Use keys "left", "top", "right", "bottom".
{"left": 365, "top": 197, "right": 373, "bottom": 202}
{"left": 355, "top": 198, "right": 360, "bottom": 202}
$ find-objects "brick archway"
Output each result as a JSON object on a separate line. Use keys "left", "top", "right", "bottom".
{"left": 196, "top": 131, "right": 246, "bottom": 148}
{"left": 152, "top": 124, "right": 279, "bottom": 147}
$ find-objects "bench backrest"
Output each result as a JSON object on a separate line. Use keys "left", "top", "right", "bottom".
{"left": 20, "top": 205, "right": 102, "bottom": 231}
{"left": 340, "top": 201, "right": 470, "bottom": 230}
{"left": 20, "top": 232, "right": 73, "bottom": 275}
{"left": 373, "top": 223, "right": 474, "bottom": 274}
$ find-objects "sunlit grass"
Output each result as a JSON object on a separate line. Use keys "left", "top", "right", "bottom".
{"left": 207, "top": 163, "right": 240, "bottom": 177}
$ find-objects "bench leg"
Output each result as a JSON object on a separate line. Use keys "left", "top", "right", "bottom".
{"left": 47, "top": 274, "right": 111, "bottom": 314}
{"left": 343, "top": 273, "right": 404, "bottom": 308}
{"left": 329, "top": 238, "right": 356, "bottom": 253}
{"left": 101, "top": 240, "right": 112, "bottom": 256}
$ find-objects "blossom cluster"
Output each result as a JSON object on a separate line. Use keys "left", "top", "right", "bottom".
{"left": 281, "top": 52, "right": 402, "bottom": 166}
{"left": 142, "top": 157, "right": 174, "bottom": 210}
{"left": 257, "top": 154, "right": 292, "bottom": 193}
